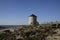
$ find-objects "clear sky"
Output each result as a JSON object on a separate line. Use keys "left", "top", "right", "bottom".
{"left": 0, "top": 0, "right": 60, "bottom": 25}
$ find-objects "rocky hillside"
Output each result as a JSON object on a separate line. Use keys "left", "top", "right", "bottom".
{"left": 0, "top": 25, "right": 60, "bottom": 40}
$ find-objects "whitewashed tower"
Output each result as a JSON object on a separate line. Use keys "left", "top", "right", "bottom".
{"left": 29, "top": 14, "right": 38, "bottom": 25}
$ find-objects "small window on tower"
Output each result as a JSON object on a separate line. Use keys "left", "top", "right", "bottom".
{"left": 31, "top": 22, "right": 32, "bottom": 24}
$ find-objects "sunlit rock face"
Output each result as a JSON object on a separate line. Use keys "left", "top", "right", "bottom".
{"left": 46, "top": 29, "right": 60, "bottom": 40}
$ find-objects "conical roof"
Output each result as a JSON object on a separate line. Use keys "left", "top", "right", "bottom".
{"left": 29, "top": 14, "right": 37, "bottom": 17}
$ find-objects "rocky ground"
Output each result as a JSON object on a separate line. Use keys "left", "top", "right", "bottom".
{"left": 0, "top": 25, "right": 60, "bottom": 40}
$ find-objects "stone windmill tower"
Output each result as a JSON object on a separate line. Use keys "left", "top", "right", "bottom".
{"left": 29, "top": 14, "right": 39, "bottom": 26}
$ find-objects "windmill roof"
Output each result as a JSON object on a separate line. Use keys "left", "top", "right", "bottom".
{"left": 29, "top": 14, "right": 37, "bottom": 17}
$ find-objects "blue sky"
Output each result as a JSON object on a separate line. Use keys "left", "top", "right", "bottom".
{"left": 0, "top": 0, "right": 60, "bottom": 25}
